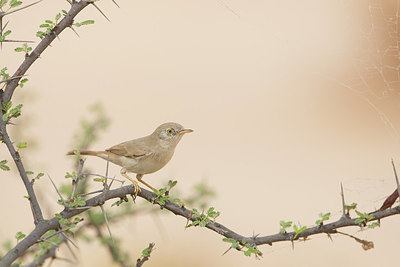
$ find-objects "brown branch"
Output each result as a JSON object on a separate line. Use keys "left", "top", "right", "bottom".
{"left": 0, "top": 92, "right": 44, "bottom": 225}
{"left": 1, "top": 180, "right": 399, "bottom": 266}
{"left": 2, "top": 0, "right": 93, "bottom": 104}
{"left": 136, "top": 243, "right": 155, "bottom": 267}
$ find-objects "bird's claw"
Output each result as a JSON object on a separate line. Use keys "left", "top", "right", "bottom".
{"left": 132, "top": 180, "right": 141, "bottom": 198}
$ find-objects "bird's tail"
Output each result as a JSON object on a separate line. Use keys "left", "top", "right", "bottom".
{"left": 66, "top": 150, "right": 104, "bottom": 156}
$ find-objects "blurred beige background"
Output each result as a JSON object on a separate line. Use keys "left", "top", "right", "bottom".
{"left": 1, "top": 0, "right": 400, "bottom": 266}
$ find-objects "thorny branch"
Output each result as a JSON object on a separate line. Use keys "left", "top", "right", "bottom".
{"left": 2, "top": 0, "right": 97, "bottom": 104}
{"left": 1, "top": 178, "right": 400, "bottom": 266}
{"left": 0, "top": 92, "right": 44, "bottom": 225}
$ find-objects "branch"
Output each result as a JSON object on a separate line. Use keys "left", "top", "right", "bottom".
{"left": 0, "top": 93, "right": 44, "bottom": 225}
{"left": 2, "top": 0, "right": 94, "bottom": 104}
{"left": 2, "top": 182, "right": 400, "bottom": 266}
{"left": 136, "top": 243, "right": 155, "bottom": 267}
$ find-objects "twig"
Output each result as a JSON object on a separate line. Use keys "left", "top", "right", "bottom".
{"left": 0, "top": 93, "right": 44, "bottom": 225}
{"left": 0, "top": 75, "right": 27, "bottom": 85}
{"left": 136, "top": 243, "right": 155, "bottom": 267}
{"left": 48, "top": 174, "right": 67, "bottom": 208}
{"left": 391, "top": 159, "right": 400, "bottom": 207}
{"left": 61, "top": 232, "right": 79, "bottom": 249}
{"left": 2, "top": 184, "right": 400, "bottom": 265}
{"left": 0, "top": 0, "right": 43, "bottom": 17}
{"left": 341, "top": 182, "right": 346, "bottom": 216}
{"left": 100, "top": 205, "right": 114, "bottom": 242}
{"left": 2, "top": 0, "right": 94, "bottom": 103}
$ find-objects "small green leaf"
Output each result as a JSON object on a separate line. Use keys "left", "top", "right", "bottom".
{"left": 0, "top": 160, "right": 10, "bottom": 171}
{"left": 293, "top": 224, "right": 307, "bottom": 239}
{"left": 74, "top": 20, "right": 95, "bottom": 27}
{"left": 368, "top": 222, "right": 380, "bottom": 229}
{"left": 0, "top": 0, "right": 8, "bottom": 9}
{"left": 14, "top": 47, "right": 24, "bottom": 52}
{"left": 10, "top": 0, "right": 22, "bottom": 8}
{"left": 19, "top": 78, "right": 28, "bottom": 88}
{"left": 2, "top": 113, "right": 8, "bottom": 122}
{"left": 17, "top": 142, "right": 27, "bottom": 150}
{"left": 93, "top": 177, "right": 105, "bottom": 183}
{"left": 25, "top": 171, "right": 34, "bottom": 175}
{"left": 15, "top": 231, "right": 26, "bottom": 242}
{"left": 35, "top": 173, "right": 44, "bottom": 180}
{"left": 39, "top": 24, "right": 50, "bottom": 28}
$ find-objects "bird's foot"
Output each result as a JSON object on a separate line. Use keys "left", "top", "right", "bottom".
{"left": 131, "top": 180, "right": 141, "bottom": 198}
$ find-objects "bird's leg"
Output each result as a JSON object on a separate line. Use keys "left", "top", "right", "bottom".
{"left": 136, "top": 174, "right": 155, "bottom": 191}
{"left": 120, "top": 168, "right": 141, "bottom": 197}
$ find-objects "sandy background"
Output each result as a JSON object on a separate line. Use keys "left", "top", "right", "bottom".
{"left": 1, "top": 0, "right": 400, "bottom": 266}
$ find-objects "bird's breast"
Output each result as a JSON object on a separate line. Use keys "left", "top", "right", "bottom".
{"left": 128, "top": 150, "right": 174, "bottom": 174}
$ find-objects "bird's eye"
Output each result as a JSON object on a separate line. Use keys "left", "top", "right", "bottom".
{"left": 167, "top": 129, "right": 173, "bottom": 135}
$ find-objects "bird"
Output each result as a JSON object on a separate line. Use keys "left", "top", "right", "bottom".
{"left": 67, "top": 122, "right": 193, "bottom": 196}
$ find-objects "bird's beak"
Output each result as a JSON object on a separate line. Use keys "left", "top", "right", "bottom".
{"left": 178, "top": 129, "right": 193, "bottom": 135}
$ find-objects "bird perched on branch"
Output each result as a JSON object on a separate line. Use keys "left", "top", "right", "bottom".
{"left": 67, "top": 122, "right": 193, "bottom": 196}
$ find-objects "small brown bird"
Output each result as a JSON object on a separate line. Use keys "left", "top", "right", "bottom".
{"left": 67, "top": 122, "right": 193, "bottom": 195}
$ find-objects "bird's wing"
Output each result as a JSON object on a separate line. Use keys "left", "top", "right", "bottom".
{"left": 106, "top": 139, "right": 153, "bottom": 158}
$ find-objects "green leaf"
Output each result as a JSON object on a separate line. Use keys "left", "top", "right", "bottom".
{"left": 2, "top": 30, "right": 11, "bottom": 38}
{"left": 35, "top": 173, "right": 44, "bottom": 180}
{"left": 0, "top": 160, "right": 10, "bottom": 171}
{"left": 10, "top": 0, "right": 22, "bottom": 8}
{"left": 45, "top": 20, "right": 54, "bottom": 24}
{"left": 93, "top": 177, "right": 105, "bottom": 183}
{"left": 17, "top": 142, "right": 27, "bottom": 149}
{"left": 293, "top": 224, "right": 307, "bottom": 239}
{"left": 55, "top": 13, "right": 61, "bottom": 21}
{"left": 14, "top": 47, "right": 24, "bottom": 52}
{"left": 279, "top": 220, "right": 292, "bottom": 233}
{"left": 0, "top": 0, "right": 8, "bottom": 9}
{"left": 74, "top": 20, "right": 95, "bottom": 27}
{"left": 15, "top": 231, "right": 26, "bottom": 242}
{"left": 39, "top": 24, "right": 50, "bottom": 28}
{"left": 19, "top": 78, "right": 28, "bottom": 88}
{"left": 2, "top": 113, "right": 8, "bottom": 122}
{"left": 36, "top": 31, "right": 47, "bottom": 38}
{"left": 368, "top": 222, "right": 380, "bottom": 229}
{"left": 168, "top": 179, "right": 177, "bottom": 189}
{"left": 111, "top": 199, "right": 124, "bottom": 207}
{"left": 25, "top": 171, "right": 34, "bottom": 175}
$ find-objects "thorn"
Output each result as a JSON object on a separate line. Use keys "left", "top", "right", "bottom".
{"left": 61, "top": 232, "right": 79, "bottom": 249}
{"left": 341, "top": 182, "right": 346, "bottom": 216}
{"left": 2, "top": 20, "right": 9, "bottom": 32}
{"left": 111, "top": 0, "right": 120, "bottom": 8}
{"left": 391, "top": 159, "right": 400, "bottom": 207}
{"left": 222, "top": 246, "right": 232, "bottom": 256}
{"left": 47, "top": 174, "right": 67, "bottom": 208}
{"left": 69, "top": 26, "right": 80, "bottom": 37}
{"left": 91, "top": 3, "right": 111, "bottom": 22}
{"left": 100, "top": 205, "right": 114, "bottom": 243}
{"left": 185, "top": 211, "right": 193, "bottom": 228}
{"left": 327, "top": 233, "right": 333, "bottom": 242}
{"left": 1, "top": 39, "right": 35, "bottom": 43}
{"left": 0, "top": 75, "right": 28, "bottom": 85}
{"left": 2, "top": 0, "right": 43, "bottom": 17}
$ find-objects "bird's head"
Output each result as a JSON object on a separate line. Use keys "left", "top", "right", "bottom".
{"left": 152, "top": 122, "right": 193, "bottom": 149}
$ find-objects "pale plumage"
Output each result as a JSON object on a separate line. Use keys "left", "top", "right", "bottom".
{"left": 67, "top": 122, "right": 193, "bottom": 195}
